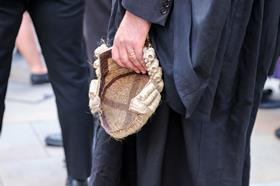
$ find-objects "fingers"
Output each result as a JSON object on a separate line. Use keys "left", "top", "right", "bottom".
{"left": 134, "top": 45, "right": 146, "bottom": 72}
{"left": 127, "top": 47, "right": 146, "bottom": 74}
{"left": 112, "top": 45, "right": 139, "bottom": 73}
{"left": 112, "top": 40, "right": 146, "bottom": 74}
{"left": 111, "top": 10, "right": 151, "bottom": 73}
{"left": 119, "top": 44, "right": 140, "bottom": 73}
{"left": 112, "top": 46, "right": 125, "bottom": 68}
{"left": 112, "top": 27, "right": 147, "bottom": 73}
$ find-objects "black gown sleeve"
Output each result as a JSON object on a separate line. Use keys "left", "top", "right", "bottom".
{"left": 107, "top": 0, "right": 173, "bottom": 45}
{"left": 122, "top": 0, "right": 173, "bottom": 26}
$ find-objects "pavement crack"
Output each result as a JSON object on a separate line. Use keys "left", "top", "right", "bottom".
{"left": 6, "top": 94, "right": 54, "bottom": 105}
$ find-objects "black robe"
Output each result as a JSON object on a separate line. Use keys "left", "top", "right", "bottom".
{"left": 84, "top": 0, "right": 111, "bottom": 56}
{"left": 90, "top": 0, "right": 280, "bottom": 186}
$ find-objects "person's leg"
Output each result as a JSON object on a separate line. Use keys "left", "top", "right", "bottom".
{"left": 28, "top": 0, "right": 93, "bottom": 181}
{"left": 0, "top": 1, "right": 26, "bottom": 133}
{"left": 15, "top": 11, "right": 47, "bottom": 75}
{"left": 44, "top": 0, "right": 113, "bottom": 148}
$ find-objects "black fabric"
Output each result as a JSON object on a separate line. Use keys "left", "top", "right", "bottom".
{"left": 84, "top": 0, "right": 112, "bottom": 60}
{"left": 89, "top": 0, "right": 280, "bottom": 186}
{"left": 91, "top": 99, "right": 266, "bottom": 186}
{"left": 121, "top": 0, "right": 171, "bottom": 26}
{"left": 109, "top": 0, "right": 280, "bottom": 120}
{"left": 0, "top": 0, "right": 93, "bottom": 180}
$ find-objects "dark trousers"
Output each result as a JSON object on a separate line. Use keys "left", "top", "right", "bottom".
{"left": 0, "top": 0, "right": 93, "bottom": 180}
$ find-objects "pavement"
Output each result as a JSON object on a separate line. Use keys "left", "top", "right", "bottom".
{"left": 0, "top": 54, "right": 280, "bottom": 186}
{"left": 0, "top": 54, "right": 65, "bottom": 186}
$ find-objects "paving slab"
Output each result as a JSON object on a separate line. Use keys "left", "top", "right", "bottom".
{"left": 0, "top": 57, "right": 66, "bottom": 186}
{"left": 0, "top": 123, "right": 48, "bottom": 161}
{"left": 0, "top": 157, "right": 65, "bottom": 186}
{"left": 252, "top": 182, "right": 280, "bottom": 186}
{"left": 251, "top": 108, "right": 280, "bottom": 184}
{"left": 30, "top": 121, "right": 64, "bottom": 157}
{"left": 3, "top": 81, "right": 56, "bottom": 124}
{"left": 0, "top": 176, "right": 3, "bottom": 186}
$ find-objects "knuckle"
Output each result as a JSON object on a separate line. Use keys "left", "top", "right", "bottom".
{"left": 114, "top": 38, "right": 121, "bottom": 45}
{"left": 115, "top": 42, "right": 121, "bottom": 48}
{"left": 118, "top": 37, "right": 126, "bottom": 44}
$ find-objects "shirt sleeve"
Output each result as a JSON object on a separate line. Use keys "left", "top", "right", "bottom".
{"left": 121, "top": 0, "right": 173, "bottom": 26}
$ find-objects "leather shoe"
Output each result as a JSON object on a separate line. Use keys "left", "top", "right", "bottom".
{"left": 45, "top": 133, "right": 63, "bottom": 147}
{"left": 275, "top": 128, "right": 280, "bottom": 139}
{"left": 66, "top": 176, "right": 88, "bottom": 186}
{"left": 259, "top": 89, "right": 280, "bottom": 109}
{"left": 30, "top": 73, "right": 49, "bottom": 85}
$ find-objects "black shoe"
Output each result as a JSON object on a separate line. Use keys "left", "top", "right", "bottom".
{"left": 30, "top": 73, "right": 49, "bottom": 85}
{"left": 45, "top": 133, "right": 63, "bottom": 147}
{"left": 275, "top": 128, "right": 280, "bottom": 139}
{"left": 259, "top": 89, "right": 280, "bottom": 109}
{"left": 259, "top": 99, "right": 280, "bottom": 109}
{"left": 66, "top": 176, "right": 88, "bottom": 186}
